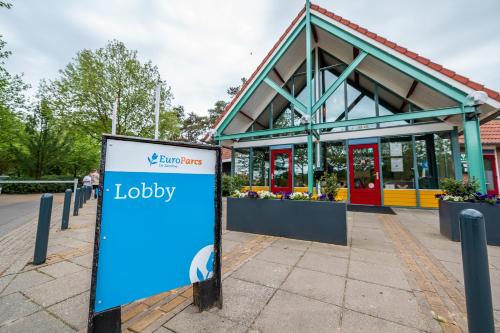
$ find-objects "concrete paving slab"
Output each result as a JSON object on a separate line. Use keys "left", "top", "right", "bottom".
{"left": 0, "top": 292, "right": 41, "bottom": 327}
{"left": 231, "top": 258, "right": 291, "bottom": 289}
{"left": 164, "top": 305, "right": 236, "bottom": 333}
{"left": 154, "top": 327, "right": 174, "bottom": 333}
{"left": 214, "top": 277, "right": 274, "bottom": 326}
{"left": 38, "top": 261, "right": 84, "bottom": 279}
{"left": 222, "top": 239, "right": 240, "bottom": 254}
{"left": 281, "top": 267, "right": 345, "bottom": 306}
{"left": 222, "top": 231, "right": 256, "bottom": 243}
{"left": 349, "top": 247, "right": 402, "bottom": 268}
{"left": 307, "top": 241, "right": 350, "bottom": 258}
{"left": 348, "top": 259, "right": 411, "bottom": 291}
{"left": 68, "top": 253, "right": 93, "bottom": 269}
{"left": 341, "top": 309, "right": 421, "bottom": 332}
{"left": 344, "top": 279, "right": 431, "bottom": 331}
{"left": 255, "top": 246, "right": 304, "bottom": 266}
{"left": 0, "top": 275, "right": 14, "bottom": 294}
{"left": 252, "top": 290, "right": 340, "bottom": 333}
{"left": 271, "top": 238, "right": 311, "bottom": 251}
{"left": 1, "top": 270, "right": 53, "bottom": 296}
{"left": 47, "top": 291, "right": 89, "bottom": 329}
{"left": 24, "top": 270, "right": 90, "bottom": 307}
{"left": 297, "top": 251, "right": 348, "bottom": 277}
{"left": 0, "top": 310, "right": 74, "bottom": 333}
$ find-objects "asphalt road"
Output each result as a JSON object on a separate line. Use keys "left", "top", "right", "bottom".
{"left": 0, "top": 193, "right": 65, "bottom": 237}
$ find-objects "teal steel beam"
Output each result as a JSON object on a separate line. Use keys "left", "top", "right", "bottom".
{"left": 216, "top": 106, "right": 474, "bottom": 141}
{"left": 306, "top": 0, "right": 314, "bottom": 193}
{"left": 312, "top": 106, "right": 474, "bottom": 131}
{"left": 216, "top": 19, "right": 306, "bottom": 136}
{"left": 230, "top": 147, "right": 235, "bottom": 176}
{"left": 263, "top": 77, "right": 307, "bottom": 114}
{"left": 450, "top": 127, "right": 463, "bottom": 180}
{"left": 312, "top": 51, "right": 367, "bottom": 115}
{"left": 411, "top": 135, "right": 420, "bottom": 207}
{"left": 216, "top": 125, "right": 306, "bottom": 141}
{"left": 310, "top": 15, "right": 468, "bottom": 103}
{"left": 249, "top": 147, "right": 254, "bottom": 189}
{"left": 463, "top": 109, "right": 486, "bottom": 192}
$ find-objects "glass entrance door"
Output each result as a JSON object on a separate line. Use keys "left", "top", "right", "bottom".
{"left": 349, "top": 144, "right": 381, "bottom": 205}
{"left": 271, "top": 149, "right": 293, "bottom": 193}
{"left": 483, "top": 154, "right": 499, "bottom": 195}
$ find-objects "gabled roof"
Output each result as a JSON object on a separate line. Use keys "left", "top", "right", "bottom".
{"left": 213, "top": 3, "right": 500, "bottom": 131}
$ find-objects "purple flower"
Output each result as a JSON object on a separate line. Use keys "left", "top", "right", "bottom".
{"left": 435, "top": 194, "right": 442, "bottom": 199}
{"left": 247, "top": 191, "right": 258, "bottom": 199}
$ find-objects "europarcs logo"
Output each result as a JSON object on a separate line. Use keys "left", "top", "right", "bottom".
{"left": 189, "top": 245, "right": 214, "bottom": 283}
{"left": 147, "top": 152, "right": 203, "bottom": 168}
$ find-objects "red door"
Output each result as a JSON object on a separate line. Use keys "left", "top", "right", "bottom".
{"left": 271, "top": 149, "right": 293, "bottom": 193}
{"left": 349, "top": 144, "right": 381, "bottom": 205}
{"left": 483, "top": 154, "right": 499, "bottom": 195}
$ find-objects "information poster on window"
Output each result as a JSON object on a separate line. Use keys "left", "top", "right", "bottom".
{"left": 390, "top": 142, "right": 402, "bottom": 157}
{"left": 391, "top": 157, "right": 404, "bottom": 172}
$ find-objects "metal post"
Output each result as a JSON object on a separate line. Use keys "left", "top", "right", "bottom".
{"left": 79, "top": 187, "right": 84, "bottom": 208}
{"left": 112, "top": 98, "right": 118, "bottom": 135}
{"left": 463, "top": 109, "right": 486, "bottom": 192}
{"left": 306, "top": 0, "right": 314, "bottom": 194}
{"left": 73, "top": 188, "right": 80, "bottom": 216}
{"left": 33, "top": 194, "right": 53, "bottom": 265}
{"left": 154, "top": 84, "right": 161, "bottom": 140}
{"left": 61, "top": 189, "right": 72, "bottom": 230}
{"left": 412, "top": 135, "right": 421, "bottom": 207}
{"left": 83, "top": 186, "right": 88, "bottom": 204}
{"left": 73, "top": 178, "right": 78, "bottom": 204}
{"left": 459, "top": 209, "right": 494, "bottom": 333}
{"left": 450, "top": 127, "right": 462, "bottom": 180}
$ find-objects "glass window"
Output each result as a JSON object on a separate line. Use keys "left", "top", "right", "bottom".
{"left": 346, "top": 82, "right": 376, "bottom": 131}
{"left": 325, "top": 142, "right": 347, "bottom": 187}
{"left": 323, "top": 71, "right": 345, "bottom": 123}
{"left": 273, "top": 107, "right": 292, "bottom": 129}
{"left": 294, "top": 145, "right": 308, "bottom": 187}
{"left": 351, "top": 146, "right": 377, "bottom": 189}
{"left": 273, "top": 152, "right": 290, "bottom": 188}
{"left": 252, "top": 148, "right": 269, "bottom": 186}
{"left": 381, "top": 137, "right": 414, "bottom": 189}
{"left": 235, "top": 149, "right": 250, "bottom": 186}
{"left": 434, "top": 133, "right": 454, "bottom": 186}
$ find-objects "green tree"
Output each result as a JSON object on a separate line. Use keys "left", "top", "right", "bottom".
{"left": 47, "top": 40, "right": 179, "bottom": 140}
{"left": 0, "top": 5, "right": 29, "bottom": 174}
{"left": 180, "top": 112, "right": 210, "bottom": 143}
{"left": 11, "top": 100, "right": 67, "bottom": 178}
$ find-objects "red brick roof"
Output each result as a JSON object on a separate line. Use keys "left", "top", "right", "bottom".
{"left": 221, "top": 147, "right": 232, "bottom": 160}
{"left": 213, "top": 4, "right": 500, "bottom": 132}
{"left": 460, "top": 120, "right": 500, "bottom": 145}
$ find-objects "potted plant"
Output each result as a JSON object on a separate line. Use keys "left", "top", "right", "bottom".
{"left": 437, "top": 178, "right": 500, "bottom": 246}
{"left": 226, "top": 173, "right": 347, "bottom": 245}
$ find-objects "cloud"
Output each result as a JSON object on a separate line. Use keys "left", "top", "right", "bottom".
{"left": 0, "top": 0, "right": 498, "bottom": 115}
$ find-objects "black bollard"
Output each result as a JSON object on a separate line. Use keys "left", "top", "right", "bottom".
{"left": 33, "top": 193, "right": 53, "bottom": 265}
{"left": 73, "top": 188, "right": 80, "bottom": 216}
{"left": 79, "top": 187, "right": 84, "bottom": 208}
{"left": 61, "top": 189, "right": 72, "bottom": 230}
{"left": 83, "top": 186, "right": 88, "bottom": 204}
{"left": 459, "top": 209, "right": 495, "bottom": 333}
{"left": 86, "top": 186, "right": 91, "bottom": 200}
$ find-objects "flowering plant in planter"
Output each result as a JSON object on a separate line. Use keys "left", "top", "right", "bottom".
{"left": 435, "top": 178, "right": 499, "bottom": 205}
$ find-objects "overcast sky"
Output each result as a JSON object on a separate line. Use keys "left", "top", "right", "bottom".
{"left": 1, "top": 0, "right": 499, "bottom": 115}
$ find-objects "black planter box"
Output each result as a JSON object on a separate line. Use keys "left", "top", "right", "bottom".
{"left": 439, "top": 200, "right": 500, "bottom": 246}
{"left": 227, "top": 198, "right": 347, "bottom": 245}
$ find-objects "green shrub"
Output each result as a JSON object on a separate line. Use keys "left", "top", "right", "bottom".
{"left": 222, "top": 174, "right": 247, "bottom": 196}
{"left": 320, "top": 173, "right": 339, "bottom": 201}
{"left": 441, "top": 178, "right": 479, "bottom": 198}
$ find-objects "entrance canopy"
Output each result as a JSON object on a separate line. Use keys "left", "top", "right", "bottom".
{"left": 214, "top": 3, "right": 499, "bottom": 143}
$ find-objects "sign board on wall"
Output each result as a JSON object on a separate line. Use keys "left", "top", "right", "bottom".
{"left": 391, "top": 158, "right": 404, "bottom": 172}
{"left": 88, "top": 135, "right": 221, "bottom": 331}
{"left": 389, "top": 142, "right": 403, "bottom": 157}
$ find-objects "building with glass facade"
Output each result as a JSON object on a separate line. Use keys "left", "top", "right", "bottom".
{"left": 213, "top": 2, "right": 500, "bottom": 208}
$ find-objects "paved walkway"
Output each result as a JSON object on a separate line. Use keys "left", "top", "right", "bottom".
{"left": 0, "top": 196, "right": 498, "bottom": 332}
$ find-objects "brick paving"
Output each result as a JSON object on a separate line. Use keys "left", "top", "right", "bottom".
{"left": 0, "top": 196, "right": 499, "bottom": 332}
